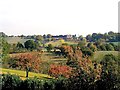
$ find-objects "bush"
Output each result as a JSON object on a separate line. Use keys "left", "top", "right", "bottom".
{"left": 54, "top": 77, "right": 69, "bottom": 90}
{"left": 43, "top": 79, "right": 55, "bottom": 90}
{"left": 81, "top": 46, "right": 94, "bottom": 57}
{"left": 49, "top": 64, "right": 72, "bottom": 78}
{"left": 21, "top": 77, "right": 44, "bottom": 90}
{"left": 105, "top": 44, "right": 114, "bottom": 51}
{"left": 2, "top": 74, "right": 22, "bottom": 90}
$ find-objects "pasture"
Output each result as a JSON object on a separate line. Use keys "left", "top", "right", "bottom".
{"left": 1, "top": 68, "right": 52, "bottom": 80}
{"left": 5, "top": 37, "right": 32, "bottom": 44}
{"left": 45, "top": 40, "right": 78, "bottom": 47}
{"left": 92, "top": 51, "right": 119, "bottom": 62}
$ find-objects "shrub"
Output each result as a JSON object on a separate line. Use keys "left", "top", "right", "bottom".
{"left": 54, "top": 77, "right": 69, "bottom": 90}
{"left": 49, "top": 64, "right": 72, "bottom": 78}
{"left": 20, "top": 77, "right": 44, "bottom": 90}
{"left": 2, "top": 74, "right": 22, "bottom": 90}
{"left": 43, "top": 79, "right": 55, "bottom": 90}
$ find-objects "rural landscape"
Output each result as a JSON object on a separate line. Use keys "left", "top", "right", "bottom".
{"left": 0, "top": 31, "right": 120, "bottom": 90}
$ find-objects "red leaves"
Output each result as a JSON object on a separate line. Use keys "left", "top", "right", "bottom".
{"left": 13, "top": 52, "right": 41, "bottom": 72}
{"left": 49, "top": 64, "right": 72, "bottom": 78}
{"left": 61, "top": 45, "right": 102, "bottom": 80}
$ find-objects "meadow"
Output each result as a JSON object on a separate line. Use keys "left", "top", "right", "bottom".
{"left": 1, "top": 68, "right": 52, "bottom": 80}
{"left": 5, "top": 37, "right": 32, "bottom": 44}
{"left": 92, "top": 51, "right": 119, "bottom": 62}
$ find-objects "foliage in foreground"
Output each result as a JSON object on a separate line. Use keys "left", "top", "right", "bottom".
{"left": 1, "top": 73, "right": 120, "bottom": 90}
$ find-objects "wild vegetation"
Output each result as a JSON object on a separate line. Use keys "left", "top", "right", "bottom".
{"left": 0, "top": 31, "right": 120, "bottom": 90}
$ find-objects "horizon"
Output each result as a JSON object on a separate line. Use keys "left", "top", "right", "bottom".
{"left": 0, "top": 0, "right": 119, "bottom": 36}
{"left": 1, "top": 30, "right": 118, "bottom": 37}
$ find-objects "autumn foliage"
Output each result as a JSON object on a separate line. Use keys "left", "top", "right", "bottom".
{"left": 49, "top": 64, "right": 72, "bottom": 78}
{"left": 11, "top": 52, "right": 41, "bottom": 77}
{"left": 61, "top": 45, "right": 102, "bottom": 80}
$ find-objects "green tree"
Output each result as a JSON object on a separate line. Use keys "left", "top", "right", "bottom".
{"left": 1, "top": 38, "right": 10, "bottom": 63}
{"left": 36, "top": 35, "right": 43, "bottom": 41}
{"left": 16, "top": 42, "right": 24, "bottom": 49}
{"left": 24, "top": 40, "right": 37, "bottom": 51}
{"left": 87, "top": 42, "right": 97, "bottom": 52}
{"left": 78, "top": 38, "right": 86, "bottom": 48}
{"left": 99, "top": 44, "right": 106, "bottom": 51}
{"left": 46, "top": 44, "right": 53, "bottom": 52}
{"left": 101, "top": 54, "right": 118, "bottom": 73}
{"left": 105, "top": 44, "right": 114, "bottom": 51}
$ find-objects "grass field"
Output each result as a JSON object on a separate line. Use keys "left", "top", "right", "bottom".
{"left": 1, "top": 68, "right": 52, "bottom": 80}
{"left": 45, "top": 40, "right": 78, "bottom": 47}
{"left": 5, "top": 37, "right": 32, "bottom": 44}
{"left": 92, "top": 51, "right": 119, "bottom": 62}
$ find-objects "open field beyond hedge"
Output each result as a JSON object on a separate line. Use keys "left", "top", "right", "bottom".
{"left": 1, "top": 68, "right": 52, "bottom": 80}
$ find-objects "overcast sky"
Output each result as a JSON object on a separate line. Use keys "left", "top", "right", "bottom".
{"left": 0, "top": 0, "right": 119, "bottom": 36}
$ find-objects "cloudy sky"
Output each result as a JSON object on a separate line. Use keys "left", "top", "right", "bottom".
{"left": 0, "top": 0, "right": 119, "bottom": 36}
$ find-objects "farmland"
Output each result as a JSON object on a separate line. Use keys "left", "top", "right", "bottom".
{"left": 91, "top": 51, "right": 119, "bottom": 62}
{"left": 4, "top": 37, "right": 33, "bottom": 44}
{"left": 1, "top": 68, "right": 52, "bottom": 80}
{"left": 1, "top": 31, "right": 120, "bottom": 90}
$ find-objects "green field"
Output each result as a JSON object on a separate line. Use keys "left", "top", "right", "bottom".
{"left": 5, "top": 37, "right": 32, "bottom": 44}
{"left": 45, "top": 40, "right": 78, "bottom": 47}
{"left": 92, "top": 51, "right": 119, "bottom": 62}
{"left": 1, "top": 68, "right": 52, "bottom": 80}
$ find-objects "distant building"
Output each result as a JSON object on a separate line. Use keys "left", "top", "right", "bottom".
{"left": 52, "top": 35, "right": 73, "bottom": 40}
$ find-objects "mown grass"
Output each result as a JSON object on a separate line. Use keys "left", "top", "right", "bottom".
{"left": 91, "top": 51, "right": 119, "bottom": 62}
{"left": 1, "top": 68, "right": 52, "bottom": 80}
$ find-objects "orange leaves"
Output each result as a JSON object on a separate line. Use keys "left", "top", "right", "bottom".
{"left": 62, "top": 45, "right": 102, "bottom": 81}
{"left": 49, "top": 64, "right": 72, "bottom": 78}
{"left": 13, "top": 52, "right": 41, "bottom": 72}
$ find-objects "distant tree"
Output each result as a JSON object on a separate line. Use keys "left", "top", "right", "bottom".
{"left": 24, "top": 40, "right": 37, "bottom": 51}
{"left": 13, "top": 53, "right": 41, "bottom": 77}
{"left": 47, "top": 34, "right": 52, "bottom": 38}
{"left": 87, "top": 42, "right": 97, "bottom": 52}
{"left": 0, "top": 32, "right": 7, "bottom": 37}
{"left": 78, "top": 35, "right": 84, "bottom": 41}
{"left": 109, "top": 43, "right": 119, "bottom": 51}
{"left": 99, "top": 44, "right": 106, "bottom": 51}
{"left": 16, "top": 42, "right": 24, "bottom": 49}
{"left": 81, "top": 46, "right": 94, "bottom": 57}
{"left": 86, "top": 34, "right": 92, "bottom": 42}
{"left": 36, "top": 35, "right": 43, "bottom": 41}
{"left": 105, "top": 44, "right": 114, "bottom": 51}
{"left": 46, "top": 44, "right": 53, "bottom": 52}
{"left": 108, "top": 31, "right": 114, "bottom": 35}
{"left": 94, "top": 41, "right": 102, "bottom": 49}
{"left": 78, "top": 38, "right": 86, "bottom": 48}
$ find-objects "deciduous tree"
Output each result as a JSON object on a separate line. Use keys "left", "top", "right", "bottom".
{"left": 13, "top": 52, "right": 41, "bottom": 77}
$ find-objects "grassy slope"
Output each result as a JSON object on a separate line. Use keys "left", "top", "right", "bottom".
{"left": 5, "top": 37, "right": 32, "bottom": 44}
{"left": 91, "top": 51, "right": 119, "bottom": 62}
{"left": 45, "top": 40, "right": 77, "bottom": 47}
{"left": 1, "top": 68, "right": 52, "bottom": 80}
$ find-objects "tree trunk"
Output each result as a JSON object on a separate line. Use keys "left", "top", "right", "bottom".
{"left": 26, "top": 69, "right": 29, "bottom": 77}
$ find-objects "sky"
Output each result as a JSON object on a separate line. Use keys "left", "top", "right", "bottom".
{"left": 0, "top": 0, "right": 119, "bottom": 36}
